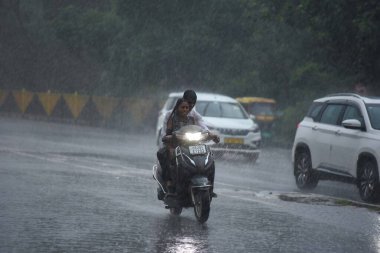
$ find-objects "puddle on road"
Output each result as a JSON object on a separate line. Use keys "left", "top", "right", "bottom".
{"left": 252, "top": 190, "right": 380, "bottom": 213}
{"left": 277, "top": 193, "right": 380, "bottom": 213}
{"left": 279, "top": 194, "right": 332, "bottom": 205}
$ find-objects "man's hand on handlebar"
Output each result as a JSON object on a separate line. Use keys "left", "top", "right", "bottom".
{"left": 162, "top": 135, "right": 172, "bottom": 143}
{"left": 208, "top": 132, "right": 220, "bottom": 143}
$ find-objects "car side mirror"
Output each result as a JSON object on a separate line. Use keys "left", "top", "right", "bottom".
{"left": 249, "top": 114, "right": 256, "bottom": 120}
{"left": 342, "top": 119, "right": 362, "bottom": 130}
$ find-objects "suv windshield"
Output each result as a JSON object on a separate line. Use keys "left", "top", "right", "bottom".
{"left": 366, "top": 104, "right": 380, "bottom": 130}
{"left": 196, "top": 101, "right": 248, "bottom": 119}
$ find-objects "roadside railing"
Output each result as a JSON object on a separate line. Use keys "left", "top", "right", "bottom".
{"left": 0, "top": 89, "right": 160, "bottom": 132}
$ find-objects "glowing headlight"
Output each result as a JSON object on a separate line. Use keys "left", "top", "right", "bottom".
{"left": 185, "top": 132, "right": 202, "bottom": 141}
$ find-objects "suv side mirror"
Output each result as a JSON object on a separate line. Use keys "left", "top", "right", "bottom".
{"left": 249, "top": 114, "right": 256, "bottom": 120}
{"left": 342, "top": 119, "right": 362, "bottom": 130}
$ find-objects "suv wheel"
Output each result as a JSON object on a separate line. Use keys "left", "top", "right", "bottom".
{"left": 358, "top": 159, "right": 380, "bottom": 202}
{"left": 294, "top": 149, "right": 318, "bottom": 190}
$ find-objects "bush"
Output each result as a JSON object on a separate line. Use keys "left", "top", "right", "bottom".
{"left": 271, "top": 101, "right": 309, "bottom": 148}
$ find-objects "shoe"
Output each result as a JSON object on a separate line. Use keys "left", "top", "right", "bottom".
{"left": 157, "top": 187, "right": 164, "bottom": 200}
{"left": 211, "top": 192, "right": 217, "bottom": 198}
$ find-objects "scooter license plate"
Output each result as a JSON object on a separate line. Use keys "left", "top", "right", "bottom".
{"left": 189, "top": 145, "right": 207, "bottom": 155}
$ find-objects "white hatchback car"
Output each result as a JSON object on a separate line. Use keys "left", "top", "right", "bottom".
{"left": 292, "top": 93, "right": 380, "bottom": 202}
{"left": 156, "top": 92, "right": 261, "bottom": 159}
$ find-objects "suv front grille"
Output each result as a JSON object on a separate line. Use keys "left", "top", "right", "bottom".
{"left": 216, "top": 128, "right": 249, "bottom": 136}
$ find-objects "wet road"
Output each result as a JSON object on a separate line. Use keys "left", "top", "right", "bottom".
{"left": 0, "top": 117, "right": 379, "bottom": 253}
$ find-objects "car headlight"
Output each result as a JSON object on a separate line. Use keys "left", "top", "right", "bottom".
{"left": 250, "top": 126, "right": 260, "bottom": 133}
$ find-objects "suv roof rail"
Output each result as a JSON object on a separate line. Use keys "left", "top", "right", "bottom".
{"left": 326, "top": 93, "right": 362, "bottom": 98}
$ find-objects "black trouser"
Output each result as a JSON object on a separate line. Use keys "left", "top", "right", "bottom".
{"left": 209, "top": 162, "right": 215, "bottom": 184}
{"left": 208, "top": 162, "right": 215, "bottom": 193}
{"left": 157, "top": 147, "right": 170, "bottom": 182}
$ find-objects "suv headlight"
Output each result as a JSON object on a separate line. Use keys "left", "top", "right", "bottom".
{"left": 250, "top": 126, "right": 260, "bottom": 133}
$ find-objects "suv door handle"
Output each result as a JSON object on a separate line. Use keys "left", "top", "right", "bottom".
{"left": 312, "top": 126, "right": 318, "bottom": 130}
{"left": 335, "top": 130, "right": 341, "bottom": 136}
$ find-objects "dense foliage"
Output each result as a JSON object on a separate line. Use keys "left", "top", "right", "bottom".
{"left": 1, "top": 0, "right": 380, "bottom": 143}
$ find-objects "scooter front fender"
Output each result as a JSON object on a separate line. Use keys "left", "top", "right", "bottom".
{"left": 190, "top": 175, "right": 212, "bottom": 204}
{"left": 190, "top": 175, "right": 211, "bottom": 188}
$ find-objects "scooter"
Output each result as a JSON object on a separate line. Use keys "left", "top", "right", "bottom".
{"left": 153, "top": 125, "right": 217, "bottom": 223}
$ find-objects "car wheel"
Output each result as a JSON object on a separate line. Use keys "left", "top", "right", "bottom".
{"left": 294, "top": 150, "right": 318, "bottom": 190}
{"left": 357, "top": 158, "right": 380, "bottom": 203}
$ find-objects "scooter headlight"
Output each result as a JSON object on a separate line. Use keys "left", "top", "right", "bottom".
{"left": 185, "top": 132, "right": 202, "bottom": 141}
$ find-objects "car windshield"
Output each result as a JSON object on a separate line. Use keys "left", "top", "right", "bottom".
{"left": 195, "top": 101, "right": 248, "bottom": 119}
{"left": 366, "top": 104, "right": 380, "bottom": 130}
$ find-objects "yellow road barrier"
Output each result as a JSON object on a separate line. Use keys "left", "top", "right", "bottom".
{"left": 37, "top": 90, "right": 61, "bottom": 116}
{"left": 123, "top": 98, "right": 155, "bottom": 126}
{"left": 13, "top": 89, "right": 34, "bottom": 113}
{"left": 92, "top": 96, "right": 120, "bottom": 120}
{"left": 1, "top": 89, "right": 161, "bottom": 130}
{"left": 0, "top": 89, "right": 9, "bottom": 107}
{"left": 63, "top": 92, "right": 89, "bottom": 119}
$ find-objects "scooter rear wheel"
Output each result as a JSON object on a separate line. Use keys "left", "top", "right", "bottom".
{"left": 170, "top": 207, "right": 183, "bottom": 215}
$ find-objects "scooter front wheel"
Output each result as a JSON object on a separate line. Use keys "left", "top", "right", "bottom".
{"left": 193, "top": 191, "right": 211, "bottom": 223}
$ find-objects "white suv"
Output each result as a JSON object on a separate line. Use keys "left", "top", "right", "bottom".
{"left": 292, "top": 93, "right": 380, "bottom": 202}
{"left": 156, "top": 92, "right": 261, "bottom": 159}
